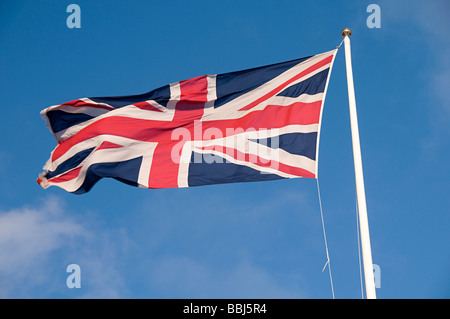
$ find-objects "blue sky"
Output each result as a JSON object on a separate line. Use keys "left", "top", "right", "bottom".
{"left": 0, "top": 0, "right": 448, "bottom": 299}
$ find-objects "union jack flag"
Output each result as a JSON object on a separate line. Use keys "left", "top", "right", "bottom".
{"left": 38, "top": 49, "right": 337, "bottom": 194}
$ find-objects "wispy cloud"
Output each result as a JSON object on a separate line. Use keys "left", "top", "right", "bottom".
{"left": 0, "top": 196, "right": 127, "bottom": 298}
{"left": 0, "top": 197, "right": 85, "bottom": 297}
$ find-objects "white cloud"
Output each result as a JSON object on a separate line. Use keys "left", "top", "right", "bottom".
{"left": 0, "top": 196, "right": 127, "bottom": 298}
{"left": 0, "top": 197, "right": 85, "bottom": 286}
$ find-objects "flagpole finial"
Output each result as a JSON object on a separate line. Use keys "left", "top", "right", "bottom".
{"left": 341, "top": 28, "right": 352, "bottom": 37}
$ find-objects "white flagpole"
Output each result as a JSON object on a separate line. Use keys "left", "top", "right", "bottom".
{"left": 341, "top": 28, "right": 377, "bottom": 299}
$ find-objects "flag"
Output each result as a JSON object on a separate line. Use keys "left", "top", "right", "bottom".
{"left": 37, "top": 49, "right": 337, "bottom": 194}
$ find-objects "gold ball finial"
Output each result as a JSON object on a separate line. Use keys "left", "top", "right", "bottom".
{"left": 341, "top": 28, "right": 352, "bottom": 37}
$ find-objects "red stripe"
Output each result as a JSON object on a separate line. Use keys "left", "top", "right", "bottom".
{"left": 238, "top": 54, "right": 333, "bottom": 111}
{"left": 62, "top": 99, "right": 114, "bottom": 111}
{"left": 171, "top": 75, "right": 209, "bottom": 121}
{"left": 134, "top": 101, "right": 164, "bottom": 112}
{"left": 179, "top": 75, "right": 209, "bottom": 102}
{"left": 147, "top": 143, "right": 179, "bottom": 188}
{"left": 52, "top": 117, "right": 154, "bottom": 161}
{"left": 148, "top": 75, "right": 209, "bottom": 188}
{"left": 48, "top": 167, "right": 82, "bottom": 183}
{"left": 96, "top": 141, "right": 123, "bottom": 151}
{"left": 200, "top": 145, "right": 315, "bottom": 178}
{"left": 202, "top": 101, "right": 323, "bottom": 134}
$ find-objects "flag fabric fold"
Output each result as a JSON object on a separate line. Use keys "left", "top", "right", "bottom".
{"left": 38, "top": 49, "right": 337, "bottom": 194}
